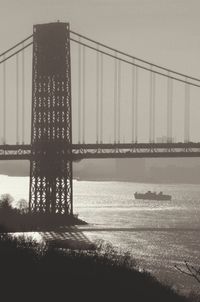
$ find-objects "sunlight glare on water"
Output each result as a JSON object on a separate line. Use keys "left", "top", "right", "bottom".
{"left": 0, "top": 175, "right": 199, "bottom": 294}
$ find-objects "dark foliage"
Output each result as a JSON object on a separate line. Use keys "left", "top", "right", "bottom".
{"left": 0, "top": 194, "right": 86, "bottom": 232}
{"left": 0, "top": 234, "right": 191, "bottom": 302}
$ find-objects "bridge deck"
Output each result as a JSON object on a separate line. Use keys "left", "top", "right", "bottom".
{"left": 1, "top": 143, "right": 200, "bottom": 160}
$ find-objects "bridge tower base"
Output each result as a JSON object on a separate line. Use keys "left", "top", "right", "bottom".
{"left": 29, "top": 22, "right": 73, "bottom": 215}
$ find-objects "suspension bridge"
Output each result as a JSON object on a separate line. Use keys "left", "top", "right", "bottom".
{"left": 0, "top": 22, "right": 200, "bottom": 216}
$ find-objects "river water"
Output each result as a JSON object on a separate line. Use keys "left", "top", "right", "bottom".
{"left": 0, "top": 175, "right": 199, "bottom": 295}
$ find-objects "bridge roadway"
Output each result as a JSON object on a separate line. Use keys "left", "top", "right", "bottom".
{"left": 1, "top": 143, "right": 200, "bottom": 160}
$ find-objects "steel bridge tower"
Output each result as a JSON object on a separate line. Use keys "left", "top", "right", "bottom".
{"left": 29, "top": 22, "right": 73, "bottom": 215}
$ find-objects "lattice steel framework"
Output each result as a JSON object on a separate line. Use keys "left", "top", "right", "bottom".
{"left": 29, "top": 22, "right": 73, "bottom": 215}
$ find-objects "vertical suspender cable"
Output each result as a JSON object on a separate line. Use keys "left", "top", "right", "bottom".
{"left": 149, "top": 66, "right": 153, "bottom": 142}
{"left": 78, "top": 37, "right": 81, "bottom": 144}
{"left": 170, "top": 76, "right": 173, "bottom": 142}
{"left": 82, "top": 46, "right": 85, "bottom": 143}
{"left": 184, "top": 77, "right": 190, "bottom": 142}
{"left": 22, "top": 43, "right": 25, "bottom": 144}
{"left": 114, "top": 52, "right": 118, "bottom": 144}
{"left": 167, "top": 74, "right": 170, "bottom": 142}
{"left": 100, "top": 53, "right": 103, "bottom": 143}
{"left": 16, "top": 54, "right": 19, "bottom": 144}
{"left": 117, "top": 60, "right": 121, "bottom": 143}
{"left": 96, "top": 44, "right": 99, "bottom": 143}
{"left": 167, "top": 72, "right": 173, "bottom": 142}
{"left": 3, "top": 55, "right": 6, "bottom": 144}
{"left": 131, "top": 59, "right": 135, "bottom": 143}
{"left": 135, "top": 67, "right": 138, "bottom": 143}
{"left": 149, "top": 66, "right": 156, "bottom": 143}
{"left": 152, "top": 71, "right": 155, "bottom": 143}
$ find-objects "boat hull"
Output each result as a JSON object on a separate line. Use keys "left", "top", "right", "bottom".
{"left": 134, "top": 193, "right": 171, "bottom": 201}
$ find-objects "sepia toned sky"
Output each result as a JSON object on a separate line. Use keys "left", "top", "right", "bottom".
{"left": 1, "top": 0, "right": 200, "bottom": 75}
{"left": 1, "top": 0, "right": 200, "bottom": 143}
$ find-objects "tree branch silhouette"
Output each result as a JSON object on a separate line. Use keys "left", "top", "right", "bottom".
{"left": 175, "top": 261, "right": 200, "bottom": 284}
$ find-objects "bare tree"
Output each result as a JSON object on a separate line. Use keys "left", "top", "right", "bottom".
{"left": 0, "top": 194, "right": 13, "bottom": 210}
{"left": 175, "top": 261, "right": 200, "bottom": 284}
{"left": 17, "top": 199, "right": 28, "bottom": 213}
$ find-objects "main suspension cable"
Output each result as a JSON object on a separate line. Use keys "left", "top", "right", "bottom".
{"left": 70, "top": 38, "right": 200, "bottom": 88}
{"left": 0, "top": 35, "right": 33, "bottom": 57}
{"left": 70, "top": 30, "right": 200, "bottom": 83}
{"left": 0, "top": 42, "right": 32, "bottom": 65}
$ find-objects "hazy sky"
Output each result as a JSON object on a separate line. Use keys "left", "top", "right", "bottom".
{"left": 1, "top": 0, "right": 200, "bottom": 75}
{"left": 1, "top": 0, "right": 200, "bottom": 143}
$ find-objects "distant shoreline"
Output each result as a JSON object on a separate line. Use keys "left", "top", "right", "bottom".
{"left": 1, "top": 174, "right": 200, "bottom": 185}
{"left": 74, "top": 178, "right": 200, "bottom": 185}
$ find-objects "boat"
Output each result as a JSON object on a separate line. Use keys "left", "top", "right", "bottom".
{"left": 134, "top": 191, "right": 171, "bottom": 201}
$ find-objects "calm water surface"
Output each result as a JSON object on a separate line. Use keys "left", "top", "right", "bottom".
{"left": 0, "top": 176, "right": 199, "bottom": 294}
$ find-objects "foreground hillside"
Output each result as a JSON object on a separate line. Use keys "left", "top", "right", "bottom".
{"left": 0, "top": 234, "right": 192, "bottom": 302}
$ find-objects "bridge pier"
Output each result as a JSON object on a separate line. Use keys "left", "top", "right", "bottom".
{"left": 29, "top": 22, "right": 73, "bottom": 215}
